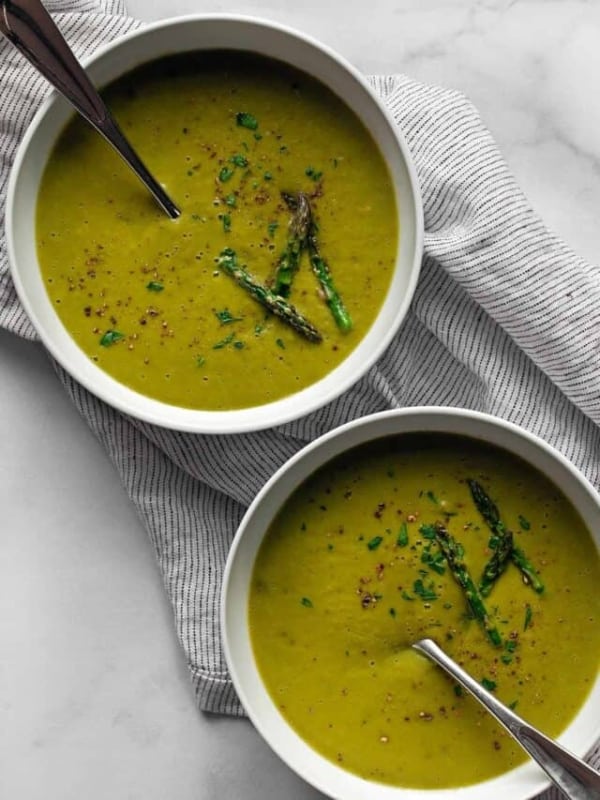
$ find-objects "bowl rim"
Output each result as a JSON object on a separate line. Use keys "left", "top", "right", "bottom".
{"left": 222, "top": 406, "right": 600, "bottom": 800}
{"left": 5, "top": 12, "right": 424, "bottom": 434}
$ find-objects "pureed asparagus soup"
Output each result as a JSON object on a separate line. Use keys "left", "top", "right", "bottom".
{"left": 36, "top": 52, "right": 398, "bottom": 410}
{"left": 249, "top": 434, "right": 600, "bottom": 789}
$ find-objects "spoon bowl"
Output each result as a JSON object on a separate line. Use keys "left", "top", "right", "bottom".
{"left": 413, "top": 638, "right": 600, "bottom": 800}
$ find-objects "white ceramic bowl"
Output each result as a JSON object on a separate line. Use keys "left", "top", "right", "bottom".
{"left": 6, "top": 14, "right": 422, "bottom": 433}
{"left": 222, "top": 407, "right": 600, "bottom": 800}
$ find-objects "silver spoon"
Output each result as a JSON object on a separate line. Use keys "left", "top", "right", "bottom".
{"left": 413, "top": 638, "right": 600, "bottom": 800}
{"left": 0, "top": 0, "right": 180, "bottom": 219}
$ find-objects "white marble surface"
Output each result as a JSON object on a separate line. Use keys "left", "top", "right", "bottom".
{"left": 2, "top": 1, "right": 600, "bottom": 798}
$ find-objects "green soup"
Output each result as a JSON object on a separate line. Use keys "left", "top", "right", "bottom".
{"left": 36, "top": 52, "right": 397, "bottom": 410}
{"left": 249, "top": 434, "right": 600, "bottom": 789}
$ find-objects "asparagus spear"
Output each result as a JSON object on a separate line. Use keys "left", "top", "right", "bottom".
{"left": 307, "top": 228, "right": 353, "bottom": 333}
{"left": 272, "top": 193, "right": 311, "bottom": 297}
{"left": 512, "top": 546, "right": 545, "bottom": 594}
{"left": 467, "top": 479, "right": 544, "bottom": 595}
{"left": 467, "top": 479, "right": 513, "bottom": 596}
{"left": 282, "top": 192, "right": 353, "bottom": 333}
{"left": 433, "top": 522, "right": 502, "bottom": 647}
{"left": 216, "top": 248, "right": 322, "bottom": 343}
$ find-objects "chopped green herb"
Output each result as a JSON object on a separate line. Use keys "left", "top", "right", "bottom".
{"left": 146, "top": 281, "right": 164, "bottom": 292}
{"left": 481, "top": 678, "right": 497, "bottom": 692}
{"left": 426, "top": 490, "right": 439, "bottom": 504}
{"left": 219, "top": 166, "right": 234, "bottom": 182}
{"left": 267, "top": 221, "right": 279, "bottom": 238}
{"left": 453, "top": 684, "right": 464, "bottom": 697}
{"left": 413, "top": 579, "right": 437, "bottom": 601}
{"left": 222, "top": 213, "right": 231, "bottom": 233}
{"left": 518, "top": 514, "right": 531, "bottom": 531}
{"left": 305, "top": 166, "right": 323, "bottom": 181}
{"left": 254, "top": 324, "right": 264, "bottom": 335}
{"left": 99, "top": 330, "right": 124, "bottom": 347}
{"left": 253, "top": 132, "right": 262, "bottom": 141}
{"left": 236, "top": 111, "right": 259, "bottom": 130}
{"left": 396, "top": 522, "right": 409, "bottom": 547}
{"left": 401, "top": 591, "right": 414, "bottom": 602}
{"left": 264, "top": 171, "right": 273, "bottom": 181}
{"left": 509, "top": 700, "right": 519, "bottom": 710}
{"left": 230, "top": 153, "right": 248, "bottom": 168}
{"left": 367, "top": 535, "right": 384, "bottom": 551}
{"left": 233, "top": 340, "right": 245, "bottom": 350}
{"left": 212, "top": 332, "right": 235, "bottom": 350}
{"left": 501, "top": 654, "right": 513, "bottom": 665}
{"left": 215, "top": 309, "right": 242, "bottom": 325}
{"left": 421, "top": 550, "right": 446, "bottom": 575}
{"left": 196, "top": 356, "right": 206, "bottom": 368}
{"left": 300, "top": 597, "right": 313, "bottom": 608}
{"left": 524, "top": 604, "right": 533, "bottom": 631}
{"left": 505, "top": 640, "right": 517, "bottom": 653}
{"left": 275, "top": 338, "right": 286, "bottom": 349}
{"left": 224, "top": 193, "right": 237, "bottom": 207}
{"left": 419, "top": 524, "right": 437, "bottom": 540}
{"left": 389, "top": 608, "right": 397, "bottom": 618}
{"left": 327, "top": 543, "right": 334, "bottom": 551}
{"left": 443, "top": 602, "right": 453, "bottom": 610}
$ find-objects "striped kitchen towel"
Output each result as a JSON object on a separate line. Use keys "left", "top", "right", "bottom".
{"left": 1, "top": 1, "right": 599, "bottom": 791}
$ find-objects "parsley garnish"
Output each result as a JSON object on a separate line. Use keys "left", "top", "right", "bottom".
{"left": 518, "top": 514, "right": 531, "bottom": 531}
{"left": 222, "top": 213, "right": 231, "bottom": 233}
{"left": 196, "top": 356, "right": 206, "bottom": 368}
{"left": 218, "top": 166, "right": 234, "bottom": 182}
{"left": 419, "top": 524, "right": 437, "bottom": 540}
{"left": 367, "top": 535, "right": 383, "bottom": 551}
{"left": 481, "top": 678, "right": 497, "bottom": 692}
{"left": 421, "top": 550, "right": 446, "bottom": 575}
{"left": 146, "top": 281, "right": 164, "bottom": 292}
{"left": 236, "top": 112, "right": 258, "bottom": 130}
{"left": 305, "top": 166, "right": 323, "bottom": 181}
{"left": 212, "top": 333, "right": 235, "bottom": 350}
{"left": 99, "top": 330, "right": 124, "bottom": 347}
{"left": 426, "top": 490, "right": 439, "bottom": 504}
{"left": 276, "top": 338, "right": 285, "bottom": 349}
{"left": 401, "top": 590, "right": 414, "bottom": 602}
{"left": 267, "top": 221, "right": 278, "bottom": 238}
{"left": 396, "top": 522, "right": 409, "bottom": 547}
{"left": 300, "top": 597, "right": 313, "bottom": 608}
{"left": 215, "top": 309, "right": 242, "bottom": 325}
{"left": 524, "top": 604, "right": 533, "bottom": 631}
{"left": 230, "top": 153, "right": 248, "bottom": 168}
{"left": 389, "top": 608, "right": 396, "bottom": 618}
{"left": 224, "top": 193, "right": 237, "bottom": 207}
{"left": 413, "top": 579, "right": 437, "bottom": 601}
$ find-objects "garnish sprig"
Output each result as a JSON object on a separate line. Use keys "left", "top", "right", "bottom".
{"left": 468, "top": 480, "right": 544, "bottom": 595}
{"left": 216, "top": 248, "right": 322, "bottom": 343}
{"left": 433, "top": 522, "right": 502, "bottom": 647}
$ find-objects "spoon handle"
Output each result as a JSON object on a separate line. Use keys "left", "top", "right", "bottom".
{"left": 0, "top": 0, "right": 180, "bottom": 219}
{"left": 413, "top": 639, "right": 600, "bottom": 800}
